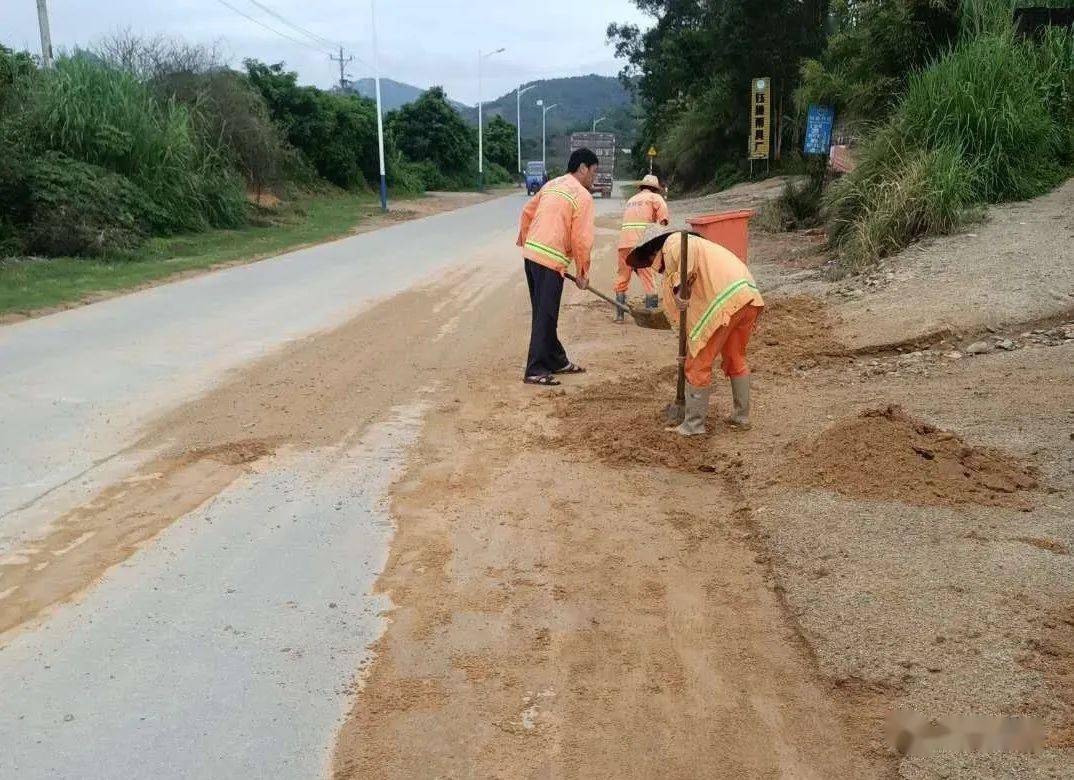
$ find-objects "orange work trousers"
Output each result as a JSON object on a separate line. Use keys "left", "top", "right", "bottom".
{"left": 615, "top": 248, "right": 655, "bottom": 294}
{"left": 684, "top": 304, "right": 761, "bottom": 388}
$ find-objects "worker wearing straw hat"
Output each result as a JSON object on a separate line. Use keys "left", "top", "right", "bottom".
{"left": 614, "top": 174, "right": 669, "bottom": 321}
{"left": 627, "top": 223, "right": 764, "bottom": 436}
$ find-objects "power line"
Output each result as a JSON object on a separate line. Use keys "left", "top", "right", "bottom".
{"left": 243, "top": 0, "right": 340, "bottom": 51}
{"left": 214, "top": 0, "right": 333, "bottom": 55}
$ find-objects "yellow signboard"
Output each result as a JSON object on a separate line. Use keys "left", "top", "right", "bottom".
{"left": 647, "top": 146, "right": 658, "bottom": 157}
{"left": 750, "top": 77, "right": 771, "bottom": 161}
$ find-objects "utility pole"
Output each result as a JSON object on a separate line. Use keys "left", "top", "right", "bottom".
{"left": 477, "top": 47, "right": 505, "bottom": 191}
{"left": 592, "top": 116, "right": 606, "bottom": 132}
{"left": 537, "top": 100, "right": 557, "bottom": 167}
{"left": 371, "top": 0, "right": 387, "bottom": 212}
{"left": 36, "top": 0, "right": 53, "bottom": 69}
{"left": 330, "top": 46, "right": 354, "bottom": 91}
{"left": 516, "top": 82, "right": 536, "bottom": 175}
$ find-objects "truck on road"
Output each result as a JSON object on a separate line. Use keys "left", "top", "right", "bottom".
{"left": 569, "top": 132, "right": 615, "bottom": 198}
{"left": 524, "top": 161, "right": 548, "bottom": 195}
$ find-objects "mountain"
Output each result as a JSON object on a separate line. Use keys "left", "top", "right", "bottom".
{"left": 469, "top": 75, "right": 635, "bottom": 137}
{"left": 343, "top": 73, "right": 640, "bottom": 170}
{"left": 477, "top": 75, "right": 640, "bottom": 170}
{"left": 344, "top": 77, "right": 469, "bottom": 113}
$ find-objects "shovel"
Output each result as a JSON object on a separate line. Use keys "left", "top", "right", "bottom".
{"left": 565, "top": 273, "right": 670, "bottom": 330}
{"left": 665, "top": 231, "right": 691, "bottom": 425}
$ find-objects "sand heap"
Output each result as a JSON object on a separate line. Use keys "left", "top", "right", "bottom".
{"left": 784, "top": 405, "right": 1040, "bottom": 510}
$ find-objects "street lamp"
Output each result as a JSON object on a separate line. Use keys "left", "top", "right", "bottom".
{"left": 516, "top": 82, "right": 536, "bottom": 175}
{"left": 477, "top": 47, "right": 505, "bottom": 191}
{"left": 592, "top": 116, "right": 606, "bottom": 131}
{"left": 371, "top": 0, "right": 388, "bottom": 211}
{"left": 536, "top": 100, "right": 558, "bottom": 167}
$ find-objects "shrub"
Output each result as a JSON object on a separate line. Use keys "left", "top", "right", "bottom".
{"left": 19, "top": 152, "right": 153, "bottom": 256}
{"left": 825, "top": 25, "right": 1070, "bottom": 271}
{"left": 246, "top": 59, "right": 381, "bottom": 190}
{"left": 897, "top": 34, "right": 1061, "bottom": 202}
{"left": 154, "top": 70, "right": 300, "bottom": 200}
{"left": 20, "top": 56, "right": 246, "bottom": 233}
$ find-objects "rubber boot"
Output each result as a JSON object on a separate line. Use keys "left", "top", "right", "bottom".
{"left": 614, "top": 292, "right": 627, "bottom": 323}
{"left": 663, "top": 401, "right": 684, "bottom": 425}
{"left": 728, "top": 375, "right": 751, "bottom": 430}
{"left": 669, "top": 384, "right": 711, "bottom": 436}
{"left": 644, "top": 293, "right": 659, "bottom": 310}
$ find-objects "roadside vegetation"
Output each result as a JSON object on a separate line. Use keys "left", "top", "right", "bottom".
{"left": 0, "top": 32, "right": 512, "bottom": 307}
{"left": 613, "top": 1, "right": 1073, "bottom": 273}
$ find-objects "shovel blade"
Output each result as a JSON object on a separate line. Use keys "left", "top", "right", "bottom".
{"left": 631, "top": 308, "right": 671, "bottom": 330}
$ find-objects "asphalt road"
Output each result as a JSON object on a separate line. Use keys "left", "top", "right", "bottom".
{"left": 0, "top": 189, "right": 622, "bottom": 778}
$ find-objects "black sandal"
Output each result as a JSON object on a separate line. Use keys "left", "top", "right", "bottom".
{"left": 553, "top": 362, "right": 586, "bottom": 375}
{"left": 524, "top": 374, "right": 561, "bottom": 386}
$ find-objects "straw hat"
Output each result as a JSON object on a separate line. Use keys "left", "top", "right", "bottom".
{"left": 638, "top": 174, "right": 662, "bottom": 192}
{"left": 625, "top": 222, "right": 697, "bottom": 269}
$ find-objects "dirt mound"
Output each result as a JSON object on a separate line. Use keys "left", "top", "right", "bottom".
{"left": 752, "top": 295, "right": 847, "bottom": 375}
{"left": 544, "top": 380, "right": 736, "bottom": 473}
{"left": 783, "top": 405, "right": 1039, "bottom": 510}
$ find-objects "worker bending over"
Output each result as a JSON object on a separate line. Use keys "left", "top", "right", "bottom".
{"left": 627, "top": 225, "right": 764, "bottom": 436}
{"left": 615, "top": 174, "right": 669, "bottom": 321}
{"left": 516, "top": 147, "right": 598, "bottom": 386}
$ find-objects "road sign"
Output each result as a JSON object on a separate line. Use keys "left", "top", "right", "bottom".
{"left": 647, "top": 146, "right": 658, "bottom": 157}
{"left": 749, "top": 78, "right": 771, "bottom": 161}
{"left": 804, "top": 105, "right": 835, "bottom": 156}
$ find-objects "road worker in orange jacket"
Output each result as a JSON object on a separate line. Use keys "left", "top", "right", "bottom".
{"left": 615, "top": 174, "right": 669, "bottom": 321}
{"left": 627, "top": 224, "right": 764, "bottom": 436}
{"left": 516, "top": 147, "right": 599, "bottom": 386}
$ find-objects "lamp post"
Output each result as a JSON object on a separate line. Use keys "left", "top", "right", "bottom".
{"left": 592, "top": 116, "right": 606, "bottom": 131}
{"left": 477, "top": 47, "right": 505, "bottom": 191}
{"left": 516, "top": 82, "right": 536, "bottom": 176}
{"left": 536, "top": 100, "right": 558, "bottom": 167}
{"left": 371, "top": 0, "right": 387, "bottom": 211}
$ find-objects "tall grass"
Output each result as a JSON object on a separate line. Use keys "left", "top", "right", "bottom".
{"left": 826, "top": 10, "right": 1073, "bottom": 273}
{"left": 20, "top": 57, "right": 245, "bottom": 233}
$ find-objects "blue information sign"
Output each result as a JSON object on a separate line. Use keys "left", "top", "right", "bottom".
{"left": 804, "top": 105, "right": 835, "bottom": 156}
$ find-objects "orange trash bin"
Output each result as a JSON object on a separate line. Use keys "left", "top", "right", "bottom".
{"left": 687, "top": 209, "right": 755, "bottom": 263}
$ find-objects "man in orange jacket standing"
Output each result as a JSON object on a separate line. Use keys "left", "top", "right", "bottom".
{"left": 627, "top": 224, "right": 764, "bottom": 436}
{"left": 615, "top": 174, "right": 669, "bottom": 321}
{"left": 516, "top": 147, "right": 599, "bottom": 386}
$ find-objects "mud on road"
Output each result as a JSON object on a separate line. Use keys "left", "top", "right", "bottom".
{"left": 333, "top": 217, "right": 1074, "bottom": 778}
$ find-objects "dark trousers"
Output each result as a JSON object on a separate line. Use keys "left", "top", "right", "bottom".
{"left": 524, "top": 259, "right": 569, "bottom": 377}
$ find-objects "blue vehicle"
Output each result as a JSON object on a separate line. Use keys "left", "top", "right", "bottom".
{"left": 525, "top": 161, "right": 548, "bottom": 195}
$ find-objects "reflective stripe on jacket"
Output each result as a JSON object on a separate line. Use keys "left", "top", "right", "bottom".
{"left": 517, "top": 174, "right": 595, "bottom": 277}
{"left": 658, "top": 233, "right": 764, "bottom": 357}
{"left": 617, "top": 189, "right": 670, "bottom": 251}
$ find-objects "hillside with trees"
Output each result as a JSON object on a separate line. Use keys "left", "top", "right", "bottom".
{"left": 611, "top": 0, "right": 1074, "bottom": 272}
{"left": 0, "top": 35, "right": 513, "bottom": 261}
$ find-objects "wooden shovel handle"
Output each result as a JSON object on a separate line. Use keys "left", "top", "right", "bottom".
{"left": 565, "top": 272, "right": 630, "bottom": 313}
{"left": 675, "top": 231, "right": 690, "bottom": 407}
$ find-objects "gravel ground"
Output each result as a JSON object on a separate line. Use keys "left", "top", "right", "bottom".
{"left": 836, "top": 178, "right": 1074, "bottom": 350}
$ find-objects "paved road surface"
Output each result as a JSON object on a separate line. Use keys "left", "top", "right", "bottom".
{"left": 0, "top": 190, "right": 621, "bottom": 778}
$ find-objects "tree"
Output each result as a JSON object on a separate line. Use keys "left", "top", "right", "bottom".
{"left": 387, "top": 87, "right": 476, "bottom": 179}
{"left": 608, "top": 0, "right": 831, "bottom": 187}
{"left": 795, "top": 0, "right": 961, "bottom": 121}
{"left": 483, "top": 115, "right": 516, "bottom": 172}
{"left": 245, "top": 59, "right": 379, "bottom": 189}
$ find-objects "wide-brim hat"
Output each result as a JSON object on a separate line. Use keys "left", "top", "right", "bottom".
{"left": 626, "top": 222, "right": 696, "bottom": 269}
{"left": 638, "top": 174, "right": 662, "bottom": 192}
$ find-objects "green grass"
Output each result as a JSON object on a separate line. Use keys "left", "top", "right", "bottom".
{"left": 0, "top": 190, "right": 389, "bottom": 315}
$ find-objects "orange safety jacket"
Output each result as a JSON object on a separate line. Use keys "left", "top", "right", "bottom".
{"left": 657, "top": 233, "right": 764, "bottom": 357}
{"left": 618, "top": 189, "right": 670, "bottom": 251}
{"left": 517, "top": 174, "right": 595, "bottom": 277}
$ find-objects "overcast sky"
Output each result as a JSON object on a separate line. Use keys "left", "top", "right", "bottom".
{"left": 2, "top": 1, "right": 651, "bottom": 103}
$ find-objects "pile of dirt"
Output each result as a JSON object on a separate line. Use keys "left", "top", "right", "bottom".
{"left": 752, "top": 295, "right": 847, "bottom": 375}
{"left": 782, "top": 405, "right": 1040, "bottom": 509}
{"left": 544, "top": 379, "right": 731, "bottom": 473}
